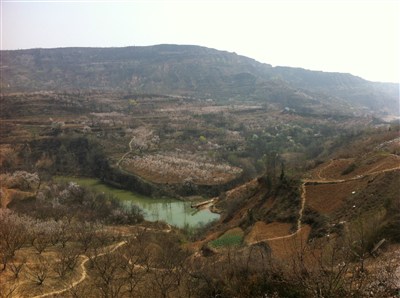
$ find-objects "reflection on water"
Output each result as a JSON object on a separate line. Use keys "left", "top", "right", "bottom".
{"left": 122, "top": 199, "right": 219, "bottom": 228}
{"left": 57, "top": 177, "right": 220, "bottom": 228}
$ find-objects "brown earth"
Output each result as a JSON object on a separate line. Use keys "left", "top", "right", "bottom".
{"left": 0, "top": 187, "right": 34, "bottom": 208}
{"left": 245, "top": 221, "right": 292, "bottom": 244}
{"left": 266, "top": 225, "right": 312, "bottom": 260}
{"left": 309, "top": 154, "right": 400, "bottom": 181}
{"left": 309, "top": 158, "right": 355, "bottom": 180}
{"left": 224, "top": 178, "right": 259, "bottom": 200}
{"left": 305, "top": 179, "right": 369, "bottom": 215}
{"left": 305, "top": 153, "right": 400, "bottom": 215}
{"left": 0, "top": 224, "right": 171, "bottom": 298}
{"left": 356, "top": 154, "right": 400, "bottom": 176}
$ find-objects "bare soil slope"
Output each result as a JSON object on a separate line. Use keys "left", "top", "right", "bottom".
{"left": 206, "top": 135, "right": 400, "bottom": 256}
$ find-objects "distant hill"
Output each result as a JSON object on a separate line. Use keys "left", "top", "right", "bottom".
{"left": 1, "top": 44, "right": 398, "bottom": 116}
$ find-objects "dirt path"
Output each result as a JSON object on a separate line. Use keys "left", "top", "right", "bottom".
{"left": 31, "top": 241, "right": 127, "bottom": 298}
{"left": 248, "top": 164, "right": 400, "bottom": 246}
{"left": 306, "top": 164, "right": 400, "bottom": 185}
{"left": 116, "top": 136, "right": 136, "bottom": 167}
{"left": 315, "top": 159, "right": 335, "bottom": 180}
{"left": 31, "top": 223, "right": 176, "bottom": 298}
{"left": 313, "top": 154, "right": 400, "bottom": 182}
{"left": 247, "top": 183, "right": 307, "bottom": 245}
{"left": 297, "top": 183, "right": 306, "bottom": 231}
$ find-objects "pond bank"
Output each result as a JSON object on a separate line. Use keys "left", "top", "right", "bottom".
{"left": 56, "top": 176, "right": 220, "bottom": 228}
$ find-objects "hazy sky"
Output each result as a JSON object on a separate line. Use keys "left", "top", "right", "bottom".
{"left": 1, "top": 0, "right": 399, "bottom": 83}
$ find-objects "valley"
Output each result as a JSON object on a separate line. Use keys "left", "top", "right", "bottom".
{"left": 1, "top": 45, "right": 399, "bottom": 297}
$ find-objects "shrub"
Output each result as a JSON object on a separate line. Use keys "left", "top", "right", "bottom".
{"left": 14, "top": 180, "right": 143, "bottom": 225}
{"left": 341, "top": 163, "right": 357, "bottom": 175}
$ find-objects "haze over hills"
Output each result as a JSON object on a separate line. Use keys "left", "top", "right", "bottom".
{"left": 1, "top": 44, "right": 398, "bottom": 117}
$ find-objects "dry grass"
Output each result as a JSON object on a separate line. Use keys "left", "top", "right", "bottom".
{"left": 356, "top": 154, "right": 400, "bottom": 176}
{"left": 305, "top": 179, "right": 369, "bottom": 215}
{"left": 0, "top": 225, "right": 149, "bottom": 298}
{"left": 266, "top": 225, "right": 312, "bottom": 260}
{"left": 0, "top": 245, "right": 82, "bottom": 297}
{"left": 309, "top": 159, "right": 355, "bottom": 180}
{"left": 224, "top": 179, "right": 259, "bottom": 200}
{"left": 245, "top": 221, "right": 292, "bottom": 244}
{"left": 310, "top": 154, "right": 400, "bottom": 181}
{"left": 305, "top": 153, "right": 400, "bottom": 215}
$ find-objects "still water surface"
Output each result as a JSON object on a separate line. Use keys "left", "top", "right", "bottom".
{"left": 57, "top": 177, "right": 220, "bottom": 228}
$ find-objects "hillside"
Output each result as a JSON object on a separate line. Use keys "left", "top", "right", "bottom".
{"left": 200, "top": 130, "right": 400, "bottom": 257}
{"left": 1, "top": 45, "right": 398, "bottom": 116}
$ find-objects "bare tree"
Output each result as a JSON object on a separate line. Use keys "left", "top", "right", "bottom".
{"left": 27, "top": 255, "right": 50, "bottom": 286}
{"left": 90, "top": 250, "right": 126, "bottom": 298}
{"left": 148, "top": 235, "right": 188, "bottom": 298}
{"left": 283, "top": 236, "right": 352, "bottom": 297}
{"left": 0, "top": 210, "right": 30, "bottom": 271}
{"left": 58, "top": 219, "right": 73, "bottom": 248}
{"left": 65, "top": 281, "right": 93, "bottom": 298}
{"left": 75, "top": 221, "right": 100, "bottom": 253}
{"left": 53, "top": 245, "right": 80, "bottom": 277}
{"left": 0, "top": 282, "right": 18, "bottom": 298}
{"left": 32, "top": 222, "right": 52, "bottom": 254}
{"left": 120, "top": 236, "right": 149, "bottom": 296}
{"left": 9, "top": 257, "right": 26, "bottom": 279}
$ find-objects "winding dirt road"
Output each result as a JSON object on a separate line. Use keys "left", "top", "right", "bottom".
{"left": 30, "top": 224, "right": 174, "bottom": 298}
{"left": 116, "top": 136, "right": 136, "bottom": 167}
{"left": 32, "top": 241, "right": 127, "bottom": 298}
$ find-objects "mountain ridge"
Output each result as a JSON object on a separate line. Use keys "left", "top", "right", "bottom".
{"left": 1, "top": 44, "right": 398, "bottom": 116}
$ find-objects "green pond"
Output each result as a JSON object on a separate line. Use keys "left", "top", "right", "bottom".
{"left": 56, "top": 177, "right": 220, "bottom": 228}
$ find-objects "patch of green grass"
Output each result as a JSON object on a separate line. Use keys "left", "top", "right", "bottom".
{"left": 209, "top": 228, "right": 244, "bottom": 248}
{"left": 54, "top": 176, "right": 148, "bottom": 201}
